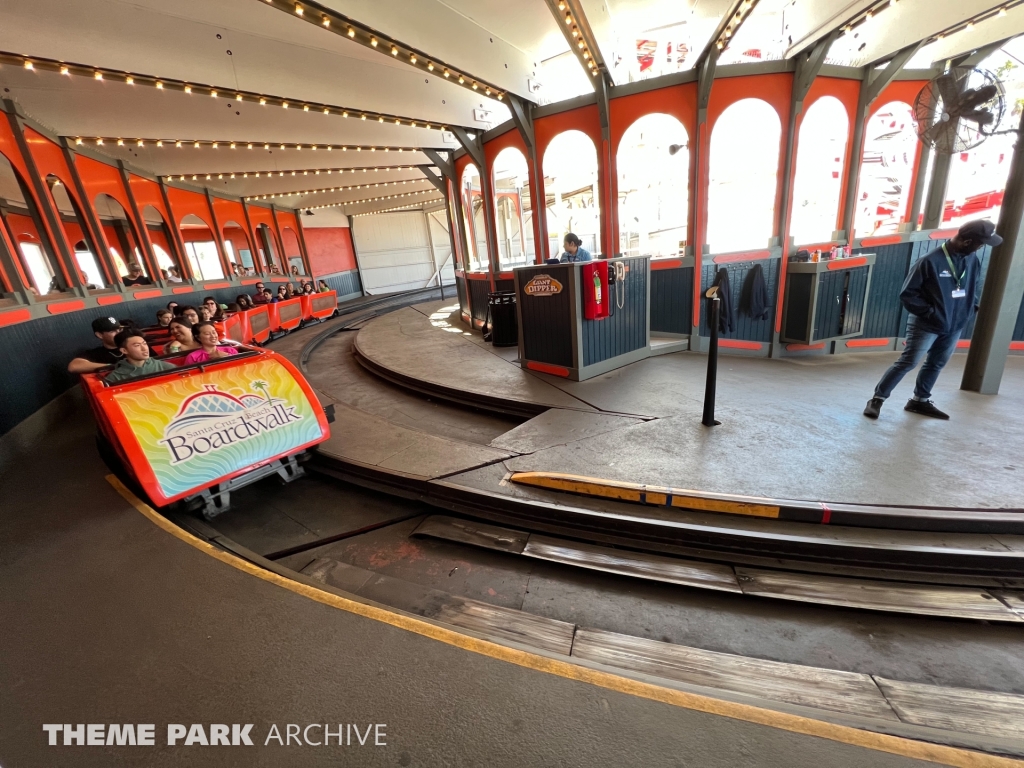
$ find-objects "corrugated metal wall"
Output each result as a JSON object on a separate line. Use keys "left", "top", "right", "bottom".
{"left": 699, "top": 259, "right": 779, "bottom": 342}
{"left": 582, "top": 257, "right": 649, "bottom": 367}
{"left": 650, "top": 266, "right": 693, "bottom": 335}
{"left": 352, "top": 212, "right": 439, "bottom": 294}
{"left": 858, "top": 243, "right": 913, "bottom": 339}
{"left": 319, "top": 268, "right": 362, "bottom": 299}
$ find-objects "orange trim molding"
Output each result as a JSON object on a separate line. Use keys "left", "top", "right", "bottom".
{"left": 203, "top": 281, "right": 232, "bottom": 289}
{"left": 846, "top": 338, "right": 890, "bottom": 348}
{"left": 786, "top": 342, "right": 826, "bottom": 351}
{"left": 46, "top": 299, "right": 86, "bottom": 314}
{"left": 131, "top": 290, "right": 163, "bottom": 300}
{"left": 526, "top": 361, "right": 570, "bottom": 377}
{"left": 957, "top": 340, "right": 971, "bottom": 348}
{"left": 929, "top": 229, "right": 958, "bottom": 240}
{"left": 651, "top": 259, "right": 684, "bottom": 270}
{"left": 241, "top": 278, "right": 262, "bottom": 285}
{"left": 466, "top": 272, "right": 490, "bottom": 281}
{"left": 719, "top": 339, "right": 762, "bottom": 350}
{"left": 713, "top": 250, "right": 771, "bottom": 264}
{"left": 96, "top": 294, "right": 124, "bottom": 306}
{"left": 828, "top": 257, "right": 868, "bottom": 270}
{"left": 859, "top": 235, "right": 902, "bottom": 247}
{"left": 1011, "top": 341, "right": 1024, "bottom": 351}
{"left": 498, "top": 271, "right": 514, "bottom": 280}
{"left": 172, "top": 286, "right": 194, "bottom": 294}
{"left": 0, "top": 307, "right": 31, "bottom": 326}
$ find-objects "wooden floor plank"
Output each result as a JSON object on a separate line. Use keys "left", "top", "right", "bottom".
{"left": 412, "top": 515, "right": 529, "bottom": 554}
{"left": 434, "top": 598, "right": 576, "bottom": 656}
{"left": 735, "top": 568, "right": 1023, "bottom": 622}
{"left": 523, "top": 535, "right": 742, "bottom": 593}
{"left": 874, "top": 677, "right": 1024, "bottom": 739}
{"left": 572, "top": 628, "right": 898, "bottom": 720}
{"left": 992, "top": 590, "right": 1024, "bottom": 619}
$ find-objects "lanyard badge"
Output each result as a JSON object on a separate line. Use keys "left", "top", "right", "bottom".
{"left": 942, "top": 244, "right": 967, "bottom": 299}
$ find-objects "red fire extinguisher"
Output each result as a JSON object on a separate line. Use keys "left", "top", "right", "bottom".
{"left": 582, "top": 261, "right": 609, "bottom": 320}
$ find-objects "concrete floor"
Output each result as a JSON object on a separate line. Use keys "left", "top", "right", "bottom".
{"left": 354, "top": 302, "right": 1024, "bottom": 509}
{"left": 0, "top": 407, "right": 955, "bottom": 768}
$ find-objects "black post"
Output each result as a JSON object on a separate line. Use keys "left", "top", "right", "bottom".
{"left": 703, "top": 295, "right": 721, "bottom": 427}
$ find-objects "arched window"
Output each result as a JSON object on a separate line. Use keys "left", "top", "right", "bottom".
{"left": 282, "top": 227, "right": 304, "bottom": 276}
{"left": 179, "top": 214, "right": 224, "bottom": 281}
{"left": 708, "top": 99, "right": 782, "bottom": 252}
{"left": 0, "top": 151, "right": 65, "bottom": 295}
{"left": 853, "top": 101, "right": 918, "bottom": 237}
{"left": 95, "top": 194, "right": 151, "bottom": 287}
{"left": 791, "top": 97, "right": 849, "bottom": 245}
{"left": 141, "top": 205, "right": 183, "bottom": 282}
{"left": 493, "top": 147, "right": 534, "bottom": 268}
{"left": 617, "top": 113, "right": 689, "bottom": 258}
{"left": 46, "top": 175, "right": 106, "bottom": 288}
{"left": 461, "top": 163, "right": 488, "bottom": 271}
{"left": 543, "top": 130, "right": 600, "bottom": 258}
{"left": 223, "top": 221, "right": 254, "bottom": 275}
{"left": 256, "top": 223, "right": 281, "bottom": 274}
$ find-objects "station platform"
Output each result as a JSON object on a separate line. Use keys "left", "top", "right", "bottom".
{"left": 351, "top": 300, "right": 1024, "bottom": 513}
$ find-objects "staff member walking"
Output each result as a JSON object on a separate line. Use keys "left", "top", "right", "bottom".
{"left": 864, "top": 219, "right": 1002, "bottom": 421}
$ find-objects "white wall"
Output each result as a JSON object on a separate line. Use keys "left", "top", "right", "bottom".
{"left": 352, "top": 210, "right": 454, "bottom": 294}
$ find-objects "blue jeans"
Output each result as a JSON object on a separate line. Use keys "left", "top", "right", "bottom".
{"left": 873, "top": 315, "right": 961, "bottom": 401}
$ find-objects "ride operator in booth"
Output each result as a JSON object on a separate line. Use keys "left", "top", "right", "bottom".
{"left": 559, "top": 233, "right": 593, "bottom": 263}
{"left": 863, "top": 219, "right": 1001, "bottom": 421}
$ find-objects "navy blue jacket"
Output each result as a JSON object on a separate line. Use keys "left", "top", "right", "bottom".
{"left": 900, "top": 245, "right": 981, "bottom": 334}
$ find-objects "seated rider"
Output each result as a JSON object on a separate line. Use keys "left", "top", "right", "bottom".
{"left": 67, "top": 317, "right": 124, "bottom": 374}
{"left": 183, "top": 321, "right": 239, "bottom": 364}
{"left": 163, "top": 317, "right": 202, "bottom": 355}
{"left": 105, "top": 330, "right": 177, "bottom": 383}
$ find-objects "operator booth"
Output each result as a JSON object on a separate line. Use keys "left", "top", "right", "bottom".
{"left": 513, "top": 256, "right": 650, "bottom": 381}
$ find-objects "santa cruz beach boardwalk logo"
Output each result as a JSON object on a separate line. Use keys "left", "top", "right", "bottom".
{"left": 112, "top": 358, "right": 323, "bottom": 501}
{"left": 524, "top": 274, "right": 563, "bottom": 296}
{"left": 160, "top": 381, "right": 302, "bottom": 464}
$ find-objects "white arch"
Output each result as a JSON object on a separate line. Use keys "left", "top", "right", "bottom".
{"left": 707, "top": 99, "right": 782, "bottom": 252}
{"left": 791, "top": 96, "right": 849, "bottom": 245}
{"left": 617, "top": 113, "right": 689, "bottom": 258}
{"left": 543, "top": 130, "right": 600, "bottom": 258}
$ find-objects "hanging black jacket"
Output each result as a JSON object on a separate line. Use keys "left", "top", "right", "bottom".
{"left": 713, "top": 267, "right": 734, "bottom": 334}
{"left": 741, "top": 263, "right": 770, "bottom": 321}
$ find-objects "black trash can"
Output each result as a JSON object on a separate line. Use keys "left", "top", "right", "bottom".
{"left": 487, "top": 291, "right": 518, "bottom": 347}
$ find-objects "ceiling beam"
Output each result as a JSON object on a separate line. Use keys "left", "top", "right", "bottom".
{"left": 257, "top": 0, "right": 509, "bottom": 103}
{"left": 5, "top": 49, "right": 462, "bottom": 131}
{"left": 506, "top": 94, "right": 534, "bottom": 152}
{"left": 541, "top": 0, "right": 608, "bottom": 88}
{"left": 449, "top": 127, "right": 485, "bottom": 170}
{"left": 421, "top": 149, "right": 455, "bottom": 179}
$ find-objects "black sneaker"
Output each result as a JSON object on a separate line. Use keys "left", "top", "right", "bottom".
{"left": 863, "top": 398, "right": 884, "bottom": 419}
{"left": 904, "top": 399, "right": 949, "bottom": 420}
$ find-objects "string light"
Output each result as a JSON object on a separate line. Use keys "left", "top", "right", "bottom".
{"left": 246, "top": 178, "right": 433, "bottom": 200}
{"left": 266, "top": 8, "right": 505, "bottom": 101}
{"left": 161, "top": 164, "right": 417, "bottom": 182}
{"left": 0, "top": 52, "right": 446, "bottom": 127}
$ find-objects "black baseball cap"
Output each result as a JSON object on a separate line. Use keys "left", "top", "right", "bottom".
{"left": 92, "top": 316, "right": 121, "bottom": 333}
{"left": 958, "top": 219, "right": 1003, "bottom": 247}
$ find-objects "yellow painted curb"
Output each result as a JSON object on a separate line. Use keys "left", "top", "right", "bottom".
{"left": 107, "top": 475, "right": 1020, "bottom": 768}
{"left": 510, "top": 471, "right": 782, "bottom": 518}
